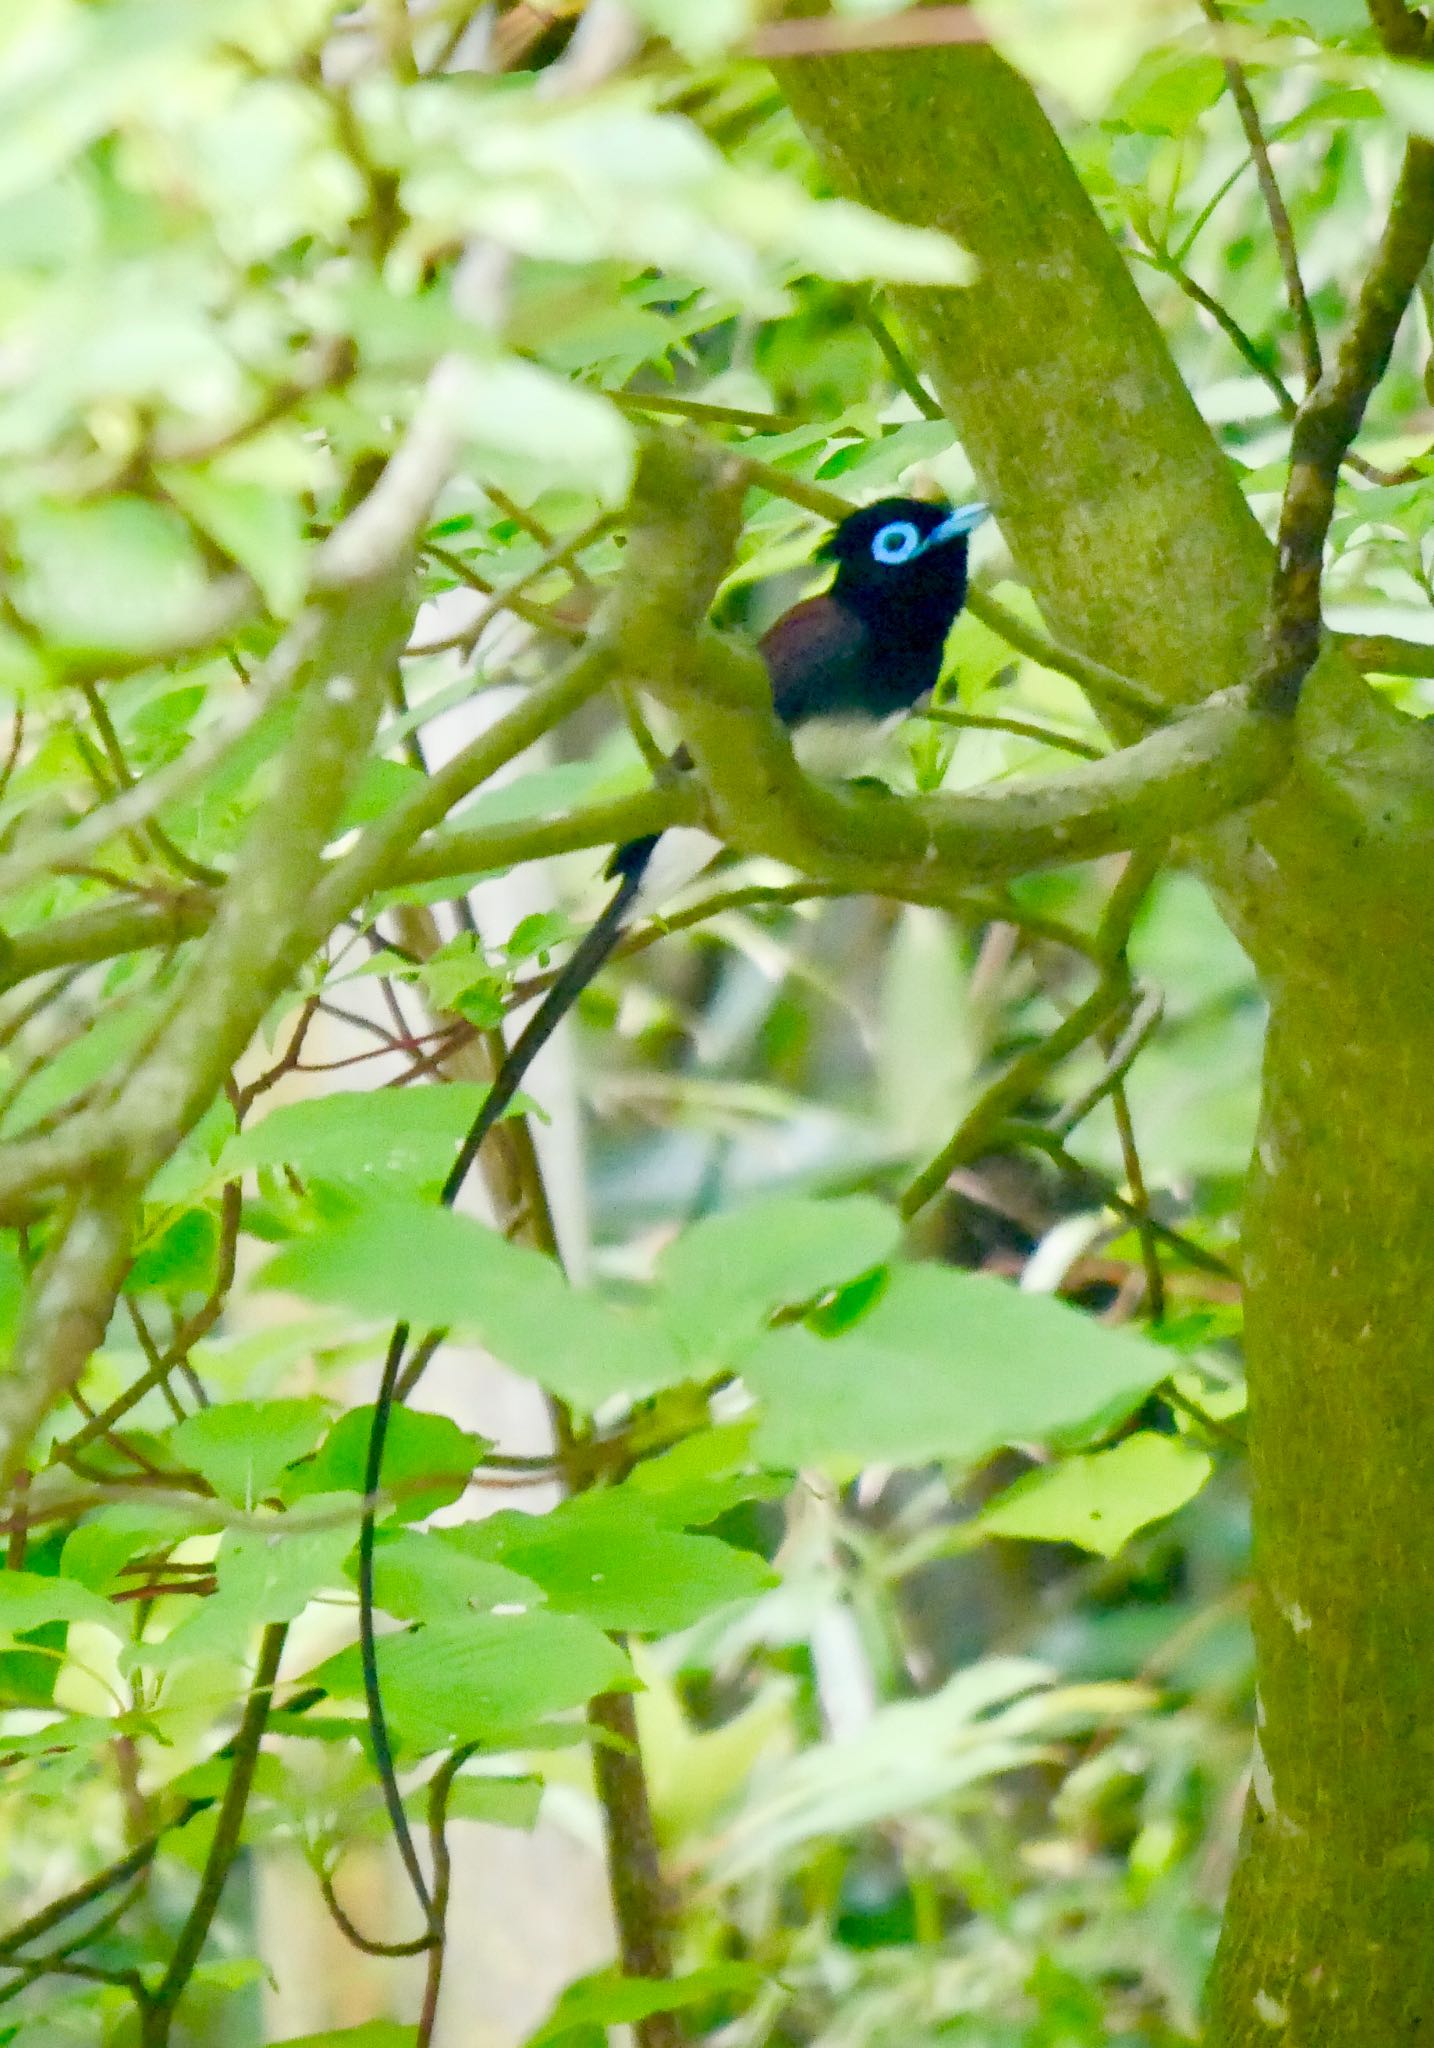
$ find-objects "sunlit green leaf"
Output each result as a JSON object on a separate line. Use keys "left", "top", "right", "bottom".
{"left": 220, "top": 1086, "right": 502, "bottom": 1194}
{"left": 744, "top": 1266, "right": 1169, "bottom": 1469}
{"left": 308, "top": 1610, "right": 634, "bottom": 1753}
{"left": 979, "top": 1432, "right": 1214, "bottom": 1557}
{"left": 451, "top": 1492, "right": 774, "bottom": 1633}
{"left": 167, "top": 1398, "right": 331, "bottom": 1504}
{"left": 261, "top": 1201, "right": 689, "bottom": 1408}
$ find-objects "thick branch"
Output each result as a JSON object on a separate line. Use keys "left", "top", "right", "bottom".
{"left": 615, "top": 438, "right": 1289, "bottom": 904}
{"left": 0, "top": 579, "right": 411, "bottom": 1475}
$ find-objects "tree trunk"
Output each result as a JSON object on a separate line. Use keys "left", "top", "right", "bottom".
{"left": 774, "top": 36, "right": 1434, "bottom": 2043}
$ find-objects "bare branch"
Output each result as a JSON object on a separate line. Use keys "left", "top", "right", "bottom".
{"left": 1201, "top": 0, "right": 1321, "bottom": 390}
{"left": 1257, "top": 138, "right": 1434, "bottom": 713}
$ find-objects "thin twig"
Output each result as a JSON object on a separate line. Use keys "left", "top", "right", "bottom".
{"left": 919, "top": 706, "right": 1105, "bottom": 760}
{"left": 143, "top": 1624, "right": 288, "bottom": 2042}
{"left": 1201, "top": 0, "right": 1321, "bottom": 390}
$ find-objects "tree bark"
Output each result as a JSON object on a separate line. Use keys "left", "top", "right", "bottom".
{"left": 774, "top": 36, "right": 1434, "bottom": 2044}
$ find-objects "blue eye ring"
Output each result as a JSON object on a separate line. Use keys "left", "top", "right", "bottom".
{"left": 870, "top": 519, "right": 922, "bottom": 566}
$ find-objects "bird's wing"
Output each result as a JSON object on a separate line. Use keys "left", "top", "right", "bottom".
{"left": 758, "top": 594, "right": 867, "bottom": 728}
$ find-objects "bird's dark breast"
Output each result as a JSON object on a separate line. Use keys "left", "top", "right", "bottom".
{"left": 760, "top": 594, "right": 942, "bottom": 726}
{"left": 762, "top": 577, "right": 962, "bottom": 729}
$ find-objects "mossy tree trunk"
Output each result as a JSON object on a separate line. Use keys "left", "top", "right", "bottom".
{"left": 775, "top": 40, "right": 1434, "bottom": 2045}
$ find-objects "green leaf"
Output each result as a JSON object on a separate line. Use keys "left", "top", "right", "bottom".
{"left": 528, "top": 1965, "right": 757, "bottom": 2047}
{"left": 168, "top": 1398, "right": 331, "bottom": 1505}
{"left": 418, "top": 934, "right": 504, "bottom": 1025}
{"left": 127, "top": 1206, "right": 218, "bottom": 1296}
{"left": 451, "top": 355, "right": 634, "bottom": 505}
{"left": 451, "top": 1492, "right": 774, "bottom": 1633}
{"left": 1108, "top": 49, "right": 1225, "bottom": 134}
{"left": 339, "top": 756, "right": 429, "bottom": 831}
{"left": 157, "top": 463, "right": 307, "bottom": 615}
{"left": 743, "top": 1265, "right": 1170, "bottom": 1470}
{"left": 432, "top": 1773, "right": 543, "bottom": 1829}
{"left": 656, "top": 1195, "right": 901, "bottom": 1367}
{"left": 260, "top": 1200, "right": 688, "bottom": 1408}
{"left": 273, "top": 2026, "right": 416, "bottom": 2048}
{"left": 367, "top": 1529, "right": 544, "bottom": 1622}
{"left": 978, "top": 1433, "right": 1213, "bottom": 1558}
{"left": 308, "top": 1611, "right": 634, "bottom": 1753}
{"left": 220, "top": 1086, "right": 504, "bottom": 1194}
{"left": 0, "top": 1571, "right": 122, "bottom": 1641}
{"left": 285, "top": 1406, "right": 484, "bottom": 1522}
{"left": 133, "top": 1506, "right": 357, "bottom": 1670}
{"left": 11, "top": 497, "right": 216, "bottom": 657}
{"left": 622, "top": 0, "right": 757, "bottom": 58}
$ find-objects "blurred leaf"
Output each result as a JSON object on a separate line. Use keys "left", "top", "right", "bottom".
{"left": 708, "top": 1660, "right": 1146, "bottom": 1881}
{"left": 451, "top": 355, "right": 634, "bottom": 505}
{"left": 11, "top": 498, "right": 216, "bottom": 656}
{"left": 0, "top": 1571, "right": 122, "bottom": 1642}
{"left": 158, "top": 463, "right": 307, "bottom": 615}
{"left": 221, "top": 1086, "right": 502, "bottom": 1194}
{"left": 979, "top": 1433, "right": 1214, "bottom": 1558}
{"left": 437, "top": 1774, "right": 543, "bottom": 1830}
{"left": 1108, "top": 49, "right": 1225, "bottom": 135}
{"left": 273, "top": 2026, "right": 417, "bottom": 2048}
{"left": 127, "top": 1205, "right": 218, "bottom": 1296}
{"left": 528, "top": 1965, "right": 758, "bottom": 2048}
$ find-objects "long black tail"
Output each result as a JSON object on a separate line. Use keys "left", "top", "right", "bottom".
{"left": 438, "top": 832, "right": 658, "bottom": 1204}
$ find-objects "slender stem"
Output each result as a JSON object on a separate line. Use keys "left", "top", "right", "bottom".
{"left": 144, "top": 1624, "right": 287, "bottom": 2040}
{"left": 1201, "top": 0, "right": 1322, "bottom": 390}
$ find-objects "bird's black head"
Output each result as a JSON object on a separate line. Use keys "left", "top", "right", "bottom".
{"left": 818, "top": 496, "right": 988, "bottom": 620}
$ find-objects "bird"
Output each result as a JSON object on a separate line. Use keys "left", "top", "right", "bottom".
{"left": 440, "top": 494, "right": 989, "bottom": 1200}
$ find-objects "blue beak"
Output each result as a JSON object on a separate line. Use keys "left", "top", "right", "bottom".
{"left": 920, "top": 501, "right": 990, "bottom": 551}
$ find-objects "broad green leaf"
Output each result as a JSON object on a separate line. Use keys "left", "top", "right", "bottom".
{"left": 1108, "top": 49, "right": 1225, "bottom": 134}
{"left": 451, "top": 1493, "right": 774, "bottom": 1633}
{"left": 309, "top": 1611, "right": 634, "bottom": 1753}
{"left": 157, "top": 463, "right": 307, "bottom": 615}
{"left": 168, "top": 1398, "right": 331, "bottom": 1505}
{"left": 656, "top": 1195, "right": 902, "bottom": 1366}
{"left": 367, "top": 1529, "right": 544, "bottom": 1623}
{"left": 528, "top": 1965, "right": 757, "bottom": 2047}
{"left": 11, "top": 498, "right": 216, "bottom": 657}
{"left": 63, "top": 1507, "right": 194, "bottom": 1594}
{"left": 0, "top": 1571, "right": 122, "bottom": 1641}
{"left": 451, "top": 355, "right": 634, "bottom": 505}
{"left": 978, "top": 1433, "right": 1213, "bottom": 1558}
{"left": 133, "top": 1507, "right": 357, "bottom": 1670}
{"left": 127, "top": 1206, "right": 218, "bottom": 1296}
{"left": 261, "top": 1200, "right": 689, "bottom": 1408}
{"left": 285, "top": 1406, "right": 484, "bottom": 1522}
{"left": 743, "top": 1265, "right": 1169, "bottom": 1469}
{"left": 220, "top": 1087, "right": 502, "bottom": 1194}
